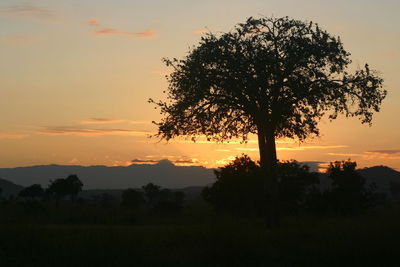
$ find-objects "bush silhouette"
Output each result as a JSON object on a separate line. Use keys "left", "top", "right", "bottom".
{"left": 121, "top": 189, "right": 145, "bottom": 209}
{"left": 47, "top": 174, "right": 83, "bottom": 204}
{"left": 203, "top": 155, "right": 318, "bottom": 216}
{"left": 18, "top": 184, "right": 44, "bottom": 200}
{"left": 142, "top": 183, "right": 161, "bottom": 204}
{"left": 325, "top": 160, "right": 377, "bottom": 215}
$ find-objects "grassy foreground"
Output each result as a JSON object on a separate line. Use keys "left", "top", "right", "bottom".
{"left": 1, "top": 206, "right": 400, "bottom": 267}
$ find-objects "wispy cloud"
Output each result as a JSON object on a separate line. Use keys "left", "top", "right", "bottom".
{"left": 328, "top": 150, "right": 400, "bottom": 160}
{"left": 277, "top": 145, "right": 348, "bottom": 151}
{"left": 236, "top": 145, "right": 348, "bottom": 152}
{"left": 131, "top": 159, "right": 158, "bottom": 164}
{"left": 236, "top": 148, "right": 259, "bottom": 152}
{"left": 83, "top": 18, "right": 99, "bottom": 26}
{"left": 39, "top": 126, "right": 149, "bottom": 137}
{"left": 374, "top": 52, "right": 398, "bottom": 59}
{"left": 172, "top": 138, "right": 297, "bottom": 145}
{"left": 364, "top": 150, "right": 400, "bottom": 160}
{"left": 194, "top": 29, "right": 208, "bottom": 34}
{"left": 0, "top": 133, "right": 29, "bottom": 140}
{"left": 175, "top": 159, "right": 195, "bottom": 164}
{"left": 81, "top": 118, "right": 125, "bottom": 125}
{"left": 135, "top": 29, "right": 157, "bottom": 39}
{"left": 0, "top": 4, "right": 56, "bottom": 21}
{"left": 129, "top": 120, "right": 152, "bottom": 125}
{"left": 366, "top": 149, "right": 400, "bottom": 155}
{"left": 94, "top": 28, "right": 157, "bottom": 39}
{"left": 5, "top": 36, "right": 38, "bottom": 42}
{"left": 327, "top": 152, "right": 363, "bottom": 157}
{"left": 66, "top": 158, "right": 79, "bottom": 164}
{"left": 131, "top": 158, "right": 197, "bottom": 165}
{"left": 216, "top": 156, "right": 237, "bottom": 166}
{"left": 215, "top": 149, "right": 230, "bottom": 152}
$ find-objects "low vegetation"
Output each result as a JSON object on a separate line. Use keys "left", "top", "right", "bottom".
{"left": 0, "top": 156, "right": 399, "bottom": 266}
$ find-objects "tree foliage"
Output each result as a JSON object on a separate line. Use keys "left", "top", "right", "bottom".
{"left": 47, "top": 174, "right": 83, "bottom": 203}
{"left": 202, "top": 155, "right": 318, "bottom": 215}
{"left": 325, "top": 160, "right": 377, "bottom": 215}
{"left": 18, "top": 184, "right": 44, "bottom": 199}
{"left": 151, "top": 16, "right": 386, "bottom": 153}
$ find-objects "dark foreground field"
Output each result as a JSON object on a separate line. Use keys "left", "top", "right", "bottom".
{"left": 1, "top": 201, "right": 400, "bottom": 267}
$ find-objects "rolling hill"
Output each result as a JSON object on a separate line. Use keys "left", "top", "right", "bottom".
{"left": 0, "top": 160, "right": 215, "bottom": 190}
{"left": 0, "top": 177, "right": 24, "bottom": 198}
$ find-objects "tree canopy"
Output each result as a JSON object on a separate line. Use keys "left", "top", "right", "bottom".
{"left": 47, "top": 174, "right": 83, "bottom": 202}
{"left": 151, "top": 16, "right": 386, "bottom": 169}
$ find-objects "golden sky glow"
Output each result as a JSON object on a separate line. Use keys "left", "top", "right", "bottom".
{"left": 0, "top": 0, "right": 399, "bottom": 170}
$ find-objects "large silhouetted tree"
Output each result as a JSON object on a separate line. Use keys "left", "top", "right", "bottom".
{"left": 151, "top": 16, "right": 386, "bottom": 226}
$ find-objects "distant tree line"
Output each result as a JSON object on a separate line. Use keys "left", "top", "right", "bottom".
{"left": 121, "top": 183, "right": 185, "bottom": 213}
{"left": 18, "top": 174, "right": 83, "bottom": 205}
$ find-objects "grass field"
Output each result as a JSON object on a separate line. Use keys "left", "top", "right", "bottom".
{"left": 1, "top": 200, "right": 400, "bottom": 266}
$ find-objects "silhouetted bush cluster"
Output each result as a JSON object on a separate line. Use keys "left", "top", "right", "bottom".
{"left": 203, "top": 155, "right": 378, "bottom": 217}
{"left": 122, "top": 183, "right": 185, "bottom": 213}
{"left": 17, "top": 174, "right": 83, "bottom": 204}
{"left": 306, "top": 160, "right": 379, "bottom": 215}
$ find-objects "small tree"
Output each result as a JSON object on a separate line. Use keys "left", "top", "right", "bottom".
{"left": 48, "top": 178, "right": 69, "bottom": 205}
{"left": 142, "top": 183, "right": 161, "bottom": 204}
{"left": 152, "top": 16, "right": 387, "bottom": 226}
{"left": 18, "top": 184, "right": 44, "bottom": 200}
{"left": 65, "top": 174, "right": 83, "bottom": 201}
{"left": 202, "top": 155, "right": 263, "bottom": 215}
{"left": 325, "top": 160, "right": 377, "bottom": 215}
{"left": 47, "top": 174, "right": 83, "bottom": 205}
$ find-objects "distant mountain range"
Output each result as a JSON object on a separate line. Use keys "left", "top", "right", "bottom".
{"left": 0, "top": 160, "right": 215, "bottom": 190}
{"left": 0, "top": 161, "right": 399, "bottom": 200}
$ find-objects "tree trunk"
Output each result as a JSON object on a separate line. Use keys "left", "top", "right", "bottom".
{"left": 257, "top": 124, "right": 280, "bottom": 227}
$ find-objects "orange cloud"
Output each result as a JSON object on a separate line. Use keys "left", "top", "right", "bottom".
{"left": 236, "top": 148, "right": 259, "bottom": 152}
{"left": 364, "top": 150, "right": 400, "bottom": 160}
{"left": 0, "top": 4, "right": 56, "bottom": 21}
{"left": 129, "top": 120, "right": 152, "bottom": 125}
{"left": 39, "top": 126, "right": 150, "bottom": 137}
{"left": 327, "top": 153, "right": 363, "bottom": 157}
{"left": 66, "top": 158, "right": 79, "bottom": 164}
{"left": 1, "top": 36, "right": 39, "bottom": 43}
{"left": 131, "top": 158, "right": 198, "bottom": 166}
{"left": 328, "top": 150, "right": 400, "bottom": 160}
{"left": 81, "top": 118, "right": 125, "bottom": 125}
{"left": 83, "top": 18, "right": 99, "bottom": 26}
{"left": 0, "top": 134, "right": 29, "bottom": 139}
{"left": 277, "top": 145, "right": 348, "bottom": 151}
{"left": 374, "top": 52, "right": 398, "bottom": 59}
{"left": 135, "top": 29, "right": 157, "bottom": 39}
{"left": 94, "top": 28, "right": 157, "bottom": 39}
{"left": 367, "top": 150, "right": 400, "bottom": 155}
{"left": 194, "top": 29, "right": 208, "bottom": 34}
{"left": 236, "top": 145, "right": 348, "bottom": 152}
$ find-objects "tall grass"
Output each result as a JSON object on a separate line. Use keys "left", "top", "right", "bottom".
{"left": 1, "top": 203, "right": 400, "bottom": 266}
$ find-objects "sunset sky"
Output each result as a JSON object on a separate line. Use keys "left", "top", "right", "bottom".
{"left": 1, "top": 0, "right": 399, "bottom": 170}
